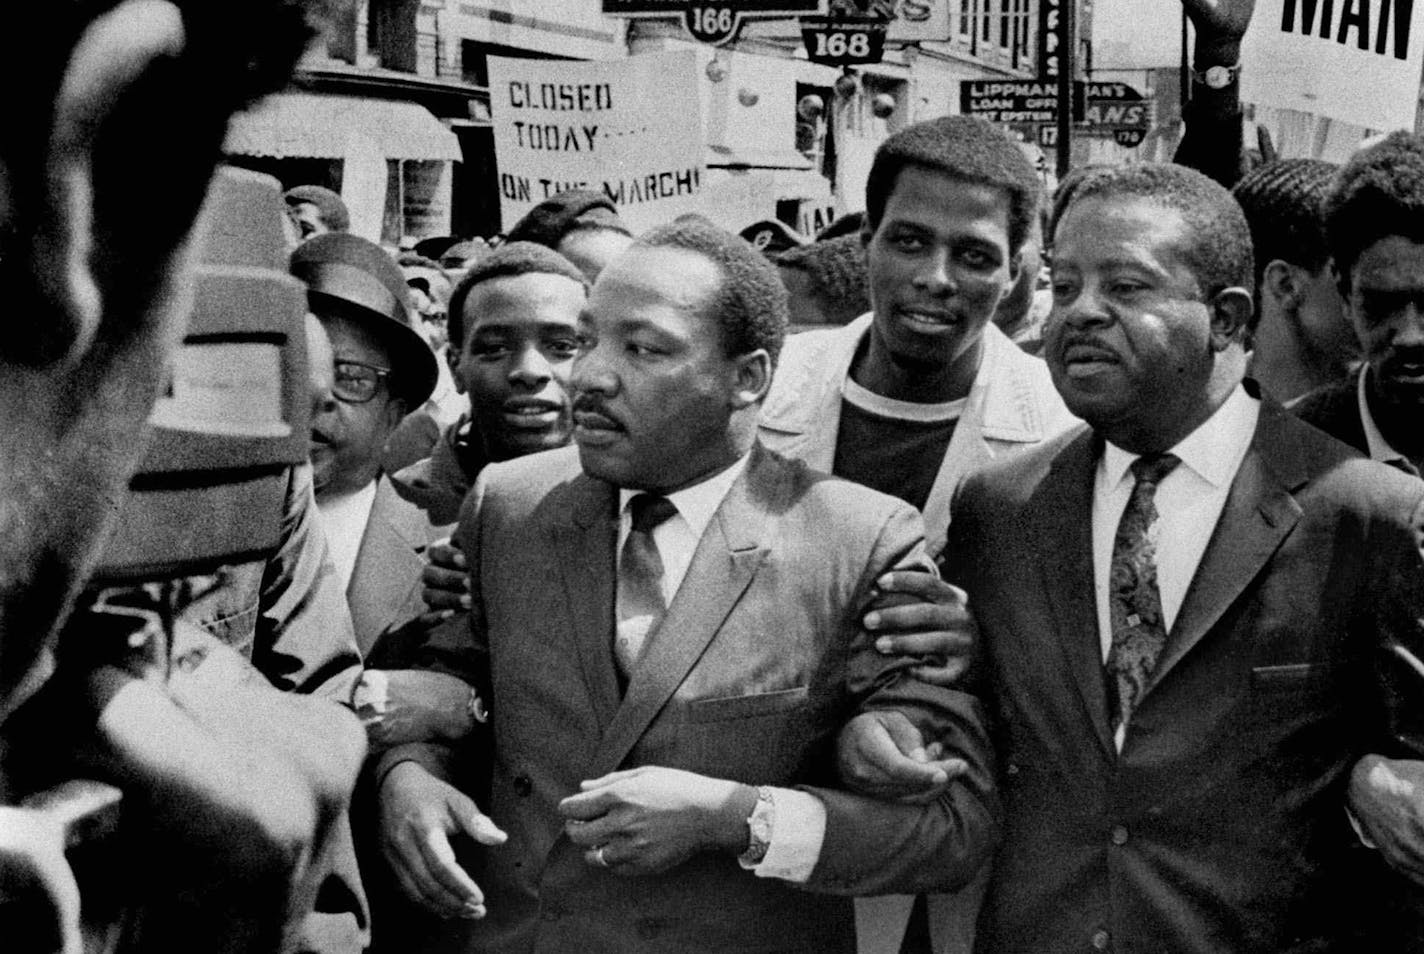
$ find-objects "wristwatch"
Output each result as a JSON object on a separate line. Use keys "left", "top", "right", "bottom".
{"left": 1193, "top": 62, "right": 1241, "bottom": 90}
{"left": 738, "top": 786, "right": 776, "bottom": 868}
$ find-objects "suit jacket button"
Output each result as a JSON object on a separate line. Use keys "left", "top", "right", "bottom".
{"left": 513, "top": 774, "right": 533, "bottom": 796}
{"left": 1110, "top": 825, "right": 1128, "bottom": 846}
{"left": 1092, "top": 928, "right": 1110, "bottom": 950}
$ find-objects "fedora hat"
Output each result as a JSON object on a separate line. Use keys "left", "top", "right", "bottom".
{"left": 290, "top": 232, "right": 437, "bottom": 406}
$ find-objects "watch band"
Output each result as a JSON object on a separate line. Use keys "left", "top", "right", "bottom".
{"left": 738, "top": 786, "right": 776, "bottom": 868}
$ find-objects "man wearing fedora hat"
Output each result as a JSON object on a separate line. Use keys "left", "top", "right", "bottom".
{"left": 291, "top": 232, "right": 448, "bottom": 657}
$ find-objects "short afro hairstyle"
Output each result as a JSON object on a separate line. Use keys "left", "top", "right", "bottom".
{"left": 1051, "top": 163, "right": 1254, "bottom": 301}
{"left": 635, "top": 215, "right": 789, "bottom": 368}
{"left": 1232, "top": 158, "right": 1337, "bottom": 293}
{"left": 863, "top": 116, "right": 1041, "bottom": 252}
{"left": 447, "top": 242, "right": 587, "bottom": 350}
{"left": 773, "top": 234, "right": 870, "bottom": 317}
{"left": 1324, "top": 131, "right": 1424, "bottom": 290}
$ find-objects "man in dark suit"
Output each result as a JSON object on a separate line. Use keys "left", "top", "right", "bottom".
{"left": 1289, "top": 130, "right": 1424, "bottom": 935}
{"left": 373, "top": 217, "right": 997, "bottom": 953}
{"left": 852, "top": 162, "right": 1424, "bottom": 952}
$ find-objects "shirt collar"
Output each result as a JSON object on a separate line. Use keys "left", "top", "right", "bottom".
{"left": 1101, "top": 383, "right": 1259, "bottom": 490}
{"left": 1357, "top": 364, "right": 1410, "bottom": 466}
{"left": 618, "top": 452, "right": 751, "bottom": 541}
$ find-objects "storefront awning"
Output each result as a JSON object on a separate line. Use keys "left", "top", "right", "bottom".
{"left": 224, "top": 92, "right": 462, "bottom": 162}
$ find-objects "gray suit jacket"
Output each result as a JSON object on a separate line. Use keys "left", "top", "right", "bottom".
{"left": 348, "top": 476, "right": 449, "bottom": 658}
{"left": 381, "top": 444, "right": 997, "bottom": 954}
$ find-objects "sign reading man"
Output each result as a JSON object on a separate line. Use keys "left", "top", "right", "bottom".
{"left": 1241, "top": 0, "right": 1424, "bottom": 130}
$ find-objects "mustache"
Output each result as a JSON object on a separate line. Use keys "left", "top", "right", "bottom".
{"left": 1053, "top": 330, "right": 1118, "bottom": 356}
{"left": 572, "top": 393, "right": 613, "bottom": 417}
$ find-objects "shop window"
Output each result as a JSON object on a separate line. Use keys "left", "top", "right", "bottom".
{"left": 795, "top": 82, "right": 836, "bottom": 188}
{"left": 957, "top": 0, "right": 975, "bottom": 41}
{"left": 461, "top": 39, "right": 488, "bottom": 87}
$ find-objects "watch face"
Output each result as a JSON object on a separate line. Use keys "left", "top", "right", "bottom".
{"left": 1205, "top": 65, "right": 1234, "bottom": 89}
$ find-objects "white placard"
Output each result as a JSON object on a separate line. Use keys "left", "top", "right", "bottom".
{"left": 488, "top": 51, "right": 706, "bottom": 234}
{"left": 1240, "top": 0, "right": 1424, "bottom": 132}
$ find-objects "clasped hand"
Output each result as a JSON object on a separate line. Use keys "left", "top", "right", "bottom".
{"left": 559, "top": 767, "right": 749, "bottom": 876}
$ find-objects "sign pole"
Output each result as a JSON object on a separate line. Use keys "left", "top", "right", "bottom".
{"left": 1056, "top": 0, "right": 1074, "bottom": 179}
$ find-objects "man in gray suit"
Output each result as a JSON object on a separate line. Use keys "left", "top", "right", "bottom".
{"left": 373, "top": 217, "right": 997, "bottom": 953}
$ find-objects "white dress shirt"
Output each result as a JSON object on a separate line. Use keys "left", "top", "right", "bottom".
{"left": 616, "top": 453, "right": 827, "bottom": 883}
{"left": 315, "top": 479, "right": 378, "bottom": 592}
{"left": 1092, "top": 384, "right": 1259, "bottom": 748}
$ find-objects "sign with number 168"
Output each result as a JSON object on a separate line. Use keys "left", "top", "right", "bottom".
{"left": 801, "top": 17, "right": 888, "bottom": 65}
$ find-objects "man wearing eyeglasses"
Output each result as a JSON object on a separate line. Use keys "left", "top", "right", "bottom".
{"left": 291, "top": 233, "right": 445, "bottom": 657}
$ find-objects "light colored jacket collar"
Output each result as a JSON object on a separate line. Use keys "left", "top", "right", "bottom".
{"left": 759, "top": 313, "right": 1075, "bottom": 556}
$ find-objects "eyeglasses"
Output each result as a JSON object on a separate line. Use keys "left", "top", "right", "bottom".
{"left": 332, "top": 359, "right": 392, "bottom": 404}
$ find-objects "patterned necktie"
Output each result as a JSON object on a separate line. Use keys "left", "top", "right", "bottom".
{"left": 615, "top": 493, "right": 679, "bottom": 678}
{"left": 1105, "top": 452, "right": 1181, "bottom": 735}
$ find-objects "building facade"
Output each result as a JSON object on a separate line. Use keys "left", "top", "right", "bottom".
{"left": 223, "top": 0, "right": 1085, "bottom": 245}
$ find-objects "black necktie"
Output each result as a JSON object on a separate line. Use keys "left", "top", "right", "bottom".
{"left": 1105, "top": 452, "right": 1181, "bottom": 735}
{"left": 615, "top": 493, "right": 678, "bottom": 677}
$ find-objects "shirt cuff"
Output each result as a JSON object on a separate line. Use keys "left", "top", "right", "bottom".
{"left": 350, "top": 668, "right": 389, "bottom": 730}
{"left": 745, "top": 787, "right": 827, "bottom": 884}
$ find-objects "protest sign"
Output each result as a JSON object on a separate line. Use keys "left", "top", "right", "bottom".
{"left": 1240, "top": 0, "right": 1424, "bottom": 131}
{"left": 488, "top": 51, "right": 705, "bottom": 233}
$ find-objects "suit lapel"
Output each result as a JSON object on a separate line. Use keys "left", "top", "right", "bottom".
{"left": 1030, "top": 430, "right": 1116, "bottom": 759}
{"left": 552, "top": 474, "right": 623, "bottom": 733}
{"left": 1149, "top": 405, "right": 1303, "bottom": 688}
{"left": 587, "top": 456, "right": 774, "bottom": 779}
{"left": 348, "top": 478, "right": 429, "bottom": 655}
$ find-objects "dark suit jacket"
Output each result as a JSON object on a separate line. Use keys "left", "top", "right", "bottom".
{"left": 1291, "top": 375, "right": 1371, "bottom": 456}
{"left": 944, "top": 397, "right": 1424, "bottom": 954}
{"left": 380, "top": 444, "right": 997, "bottom": 954}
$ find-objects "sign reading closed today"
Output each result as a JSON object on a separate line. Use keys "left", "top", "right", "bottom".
{"left": 488, "top": 51, "right": 707, "bottom": 233}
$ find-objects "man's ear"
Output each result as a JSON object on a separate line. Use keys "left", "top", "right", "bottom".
{"left": 1208, "top": 287, "right": 1254, "bottom": 350}
{"left": 445, "top": 347, "right": 464, "bottom": 394}
{"left": 22, "top": 0, "right": 188, "bottom": 365}
{"left": 730, "top": 349, "right": 773, "bottom": 409}
{"left": 1261, "top": 259, "right": 1301, "bottom": 310}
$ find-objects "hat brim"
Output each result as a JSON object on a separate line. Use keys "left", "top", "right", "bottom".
{"left": 310, "top": 291, "right": 438, "bottom": 407}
